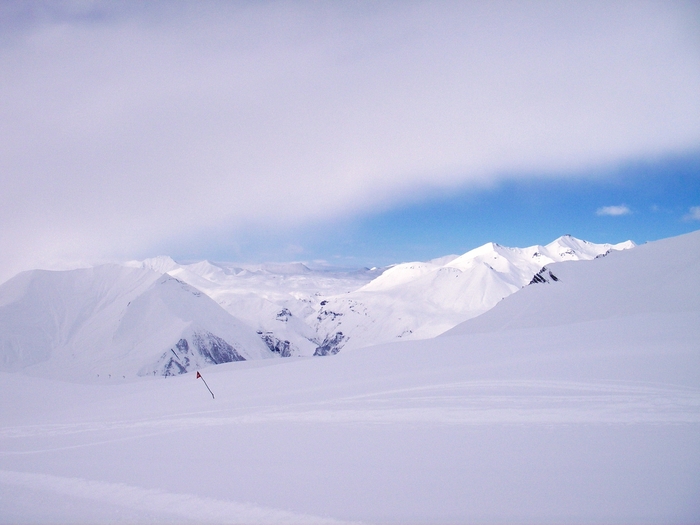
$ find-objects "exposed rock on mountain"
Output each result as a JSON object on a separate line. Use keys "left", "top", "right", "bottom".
{"left": 147, "top": 329, "right": 247, "bottom": 377}
{"left": 0, "top": 268, "right": 272, "bottom": 381}
{"left": 0, "top": 236, "right": 635, "bottom": 380}
{"left": 314, "top": 332, "right": 346, "bottom": 356}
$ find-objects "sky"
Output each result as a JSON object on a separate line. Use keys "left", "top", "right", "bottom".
{"left": 1, "top": 0, "right": 699, "bottom": 281}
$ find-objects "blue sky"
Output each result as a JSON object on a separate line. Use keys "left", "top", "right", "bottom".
{"left": 170, "top": 152, "right": 700, "bottom": 268}
{"left": 1, "top": 1, "right": 699, "bottom": 281}
{"left": 353, "top": 153, "right": 700, "bottom": 258}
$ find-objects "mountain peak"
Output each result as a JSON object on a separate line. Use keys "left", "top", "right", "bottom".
{"left": 126, "top": 255, "right": 179, "bottom": 274}
{"left": 0, "top": 233, "right": 642, "bottom": 379}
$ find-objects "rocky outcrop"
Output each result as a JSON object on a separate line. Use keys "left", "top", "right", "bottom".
{"left": 529, "top": 267, "right": 560, "bottom": 285}
{"left": 147, "top": 330, "right": 246, "bottom": 377}
{"left": 258, "top": 331, "right": 294, "bottom": 357}
{"left": 314, "top": 332, "right": 346, "bottom": 356}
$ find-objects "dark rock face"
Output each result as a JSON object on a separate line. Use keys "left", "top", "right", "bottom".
{"left": 259, "top": 332, "right": 293, "bottom": 357}
{"left": 161, "top": 339, "right": 190, "bottom": 376}
{"left": 317, "top": 309, "right": 343, "bottom": 322}
{"left": 276, "top": 308, "right": 292, "bottom": 322}
{"left": 192, "top": 331, "right": 246, "bottom": 365}
{"left": 314, "top": 331, "right": 346, "bottom": 356}
{"left": 154, "top": 330, "right": 246, "bottom": 377}
{"left": 529, "top": 267, "right": 560, "bottom": 285}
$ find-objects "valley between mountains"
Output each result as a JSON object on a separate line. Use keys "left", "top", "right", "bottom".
{"left": 1, "top": 235, "right": 632, "bottom": 380}
{"left": 0, "top": 231, "right": 698, "bottom": 523}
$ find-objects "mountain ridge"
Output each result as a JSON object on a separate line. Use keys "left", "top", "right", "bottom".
{"left": 0, "top": 235, "right": 635, "bottom": 380}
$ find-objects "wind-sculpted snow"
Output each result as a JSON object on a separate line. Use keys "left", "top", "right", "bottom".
{"left": 4, "top": 379, "right": 696, "bottom": 438}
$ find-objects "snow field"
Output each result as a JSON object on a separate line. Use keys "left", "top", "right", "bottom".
{"left": 0, "top": 230, "right": 698, "bottom": 523}
{"left": 1, "top": 304, "right": 699, "bottom": 522}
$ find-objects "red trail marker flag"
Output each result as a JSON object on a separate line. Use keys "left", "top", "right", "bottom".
{"left": 196, "top": 371, "right": 215, "bottom": 399}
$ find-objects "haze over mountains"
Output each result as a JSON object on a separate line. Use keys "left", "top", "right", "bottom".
{"left": 0, "top": 230, "right": 697, "bottom": 524}
{"left": 0, "top": 235, "right": 632, "bottom": 381}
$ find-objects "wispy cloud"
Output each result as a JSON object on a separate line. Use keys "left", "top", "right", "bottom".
{"left": 683, "top": 206, "right": 700, "bottom": 221}
{"left": 596, "top": 205, "right": 632, "bottom": 217}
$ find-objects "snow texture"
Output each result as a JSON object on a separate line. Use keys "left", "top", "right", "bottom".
{"left": 0, "top": 230, "right": 698, "bottom": 523}
{"left": 140, "top": 235, "right": 634, "bottom": 358}
{"left": 1, "top": 236, "right": 631, "bottom": 379}
{"left": 0, "top": 269, "right": 272, "bottom": 381}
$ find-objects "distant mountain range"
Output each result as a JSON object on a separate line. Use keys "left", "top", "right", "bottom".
{"left": 0, "top": 236, "right": 633, "bottom": 381}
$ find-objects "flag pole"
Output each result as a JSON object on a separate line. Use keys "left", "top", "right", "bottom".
{"left": 196, "top": 371, "right": 215, "bottom": 399}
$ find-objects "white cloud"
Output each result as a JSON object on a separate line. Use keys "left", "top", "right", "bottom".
{"left": 684, "top": 206, "right": 700, "bottom": 221}
{"left": 596, "top": 205, "right": 632, "bottom": 217}
{"left": 1, "top": 1, "right": 699, "bottom": 281}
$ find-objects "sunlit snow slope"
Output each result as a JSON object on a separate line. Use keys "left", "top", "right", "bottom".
{"left": 0, "top": 231, "right": 697, "bottom": 524}
{"left": 0, "top": 236, "right": 633, "bottom": 381}
{"left": 0, "top": 266, "right": 273, "bottom": 381}
{"left": 133, "top": 236, "right": 633, "bottom": 357}
{"left": 445, "top": 232, "right": 697, "bottom": 335}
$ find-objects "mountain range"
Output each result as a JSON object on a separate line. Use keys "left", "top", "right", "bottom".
{"left": 0, "top": 230, "right": 697, "bottom": 523}
{"left": 0, "top": 235, "right": 632, "bottom": 381}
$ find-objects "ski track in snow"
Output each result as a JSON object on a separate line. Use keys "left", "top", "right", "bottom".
{"left": 2, "top": 380, "right": 698, "bottom": 447}
{"left": 0, "top": 470, "right": 356, "bottom": 524}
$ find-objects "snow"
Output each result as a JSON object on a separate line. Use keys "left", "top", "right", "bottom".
{"left": 310, "top": 235, "right": 634, "bottom": 350}
{"left": 445, "top": 232, "right": 697, "bottom": 335}
{"left": 0, "top": 230, "right": 698, "bottom": 523}
{"left": 0, "top": 267, "right": 274, "bottom": 381}
{"left": 9, "top": 234, "right": 629, "bottom": 373}
{"left": 137, "top": 236, "right": 634, "bottom": 358}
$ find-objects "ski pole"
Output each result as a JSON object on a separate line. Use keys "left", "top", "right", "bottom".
{"left": 196, "top": 371, "right": 215, "bottom": 399}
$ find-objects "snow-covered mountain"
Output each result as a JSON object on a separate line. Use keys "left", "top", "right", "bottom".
{"left": 0, "top": 265, "right": 272, "bottom": 381}
{"left": 0, "top": 235, "right": 633, "bottom": 380}
{"left": 312, "top": 235, "right": 634, "bottom": 352}
{"left": 0, "top": 230, "right": 696, "bottom": 524}
{"left": 446, "top": 231, "right": 699, "bottom": 337}
{"left": 131, "top": 235, "right": 633, "bottom": 357}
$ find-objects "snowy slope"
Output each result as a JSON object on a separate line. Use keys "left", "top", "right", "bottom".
{"left": 0, "top": 265, "right": 160, "bottom": 372}
{"left": 308, "top": 236, "right": 634, "bottom": 352}
{"left": 137, "top": 236, "right": 633, "bottom": 357}
{"left": 0, "top": 236, "right": 634, "bottom": 381}
{"left": 131, "top": 258, "right": 385, "bottom": 357}
{"left": 0, "top": 231, "right": 697, "bottom": 524}
{"left": 0, "top": 266, "right": 273, "bottom": 381}
{"left": 445, "top": 231, "right": 698, "bottom": 336}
